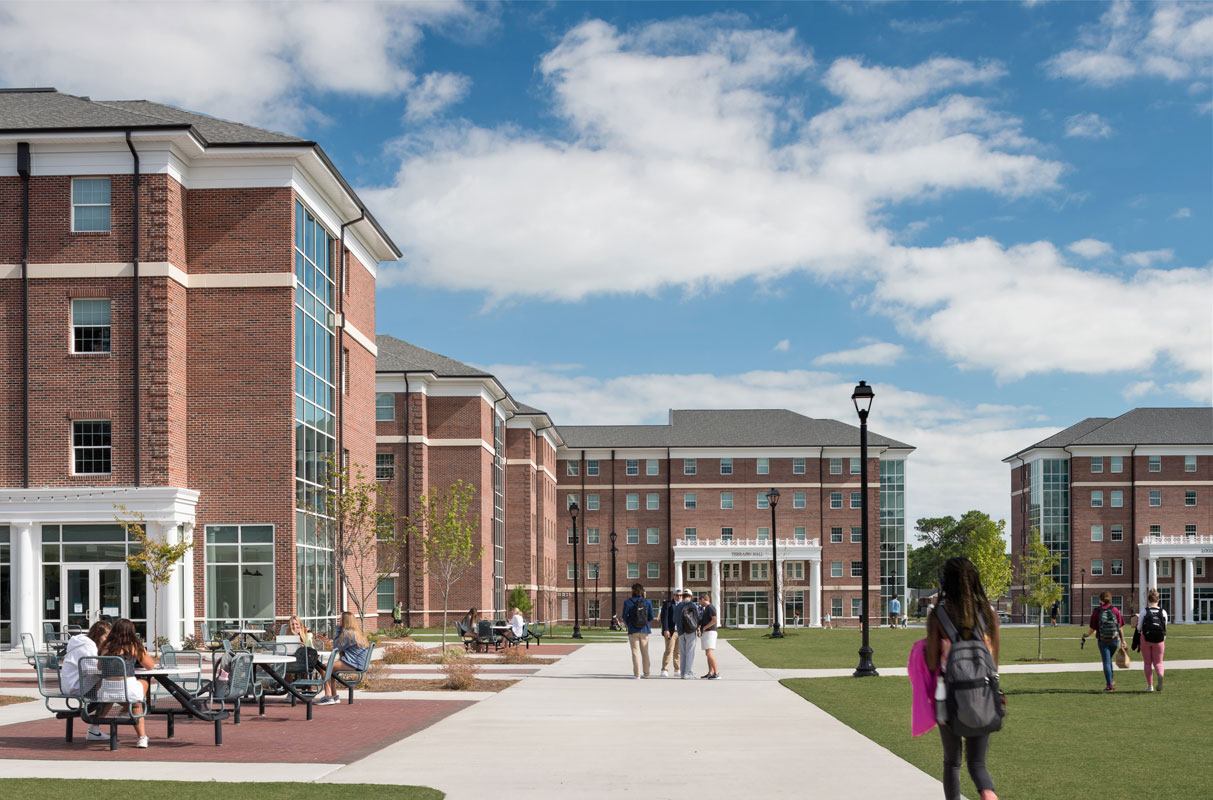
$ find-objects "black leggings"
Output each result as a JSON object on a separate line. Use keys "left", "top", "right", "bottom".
{"left": 939, "top": 725, "right": 994, "bottom": 800}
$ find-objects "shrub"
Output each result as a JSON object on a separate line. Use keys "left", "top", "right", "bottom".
{"left": 436, "top": 647, "right": 468, "bottom": 666}
{"left": 357, "top": 660, "right": 391, "bottom": 690}
{"left": 382, "top": 642, "right": 429, "bottom": 664}
{"left": 182, "top": 634, "right": 205, "bottom": 651}
{"left": 440, "top": 658, "right": 480, "bottom": 691}
{"left": 501, "top": 646, "right": 531, "bottom": 664}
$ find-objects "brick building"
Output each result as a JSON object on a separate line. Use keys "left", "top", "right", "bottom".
{"left": 0, "top": 89, "right": 399, "bottom": 647}
{"left": 1005, "top": 407, "right": 1213, "bottom": 624}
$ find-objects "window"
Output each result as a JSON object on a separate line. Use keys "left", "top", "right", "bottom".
{"left": 757, "top": 527, "right": 770, "bottom": 541}
{"left": 720, "top": 527, "right": 733, "bottom": 541}
{"left": 646, "top": 493, "right": 660, "bottom": 510}
{"left": 1185, "top": 455, "right": 1197, "bottom": 472}
{"left": 71, "top": 299, "right": 111, "bottom": 353}
{"left": 851, "top": 526, "right": 862, "bottom": 543}
{"left": 1091, "top": 525, "right": 1103, "bottom": 542}
{"left": 567, "top": 529, "right": 577, "bottom": 545}
{"left": 850, "top": 458, "right": 861, "bottom": 475}
{"left": 720, "top": 458, "right": 733, "bottom": 475}
{"left": 375, "top": 453, "right": 395, "bottom": 481}
{"left": 1110, "top": 490, "right": 1123, "bottom": 508}
{"left": 829, "top": 458, "right": 842, "bottom": 475}
{"left": 786, "top": 561, "right": 804, "bottom": 579}
{"left": 376, "top": 577, "right": 396, "bottom": 612}
{"left": 793, "top": 492, "right": 806, "bottom": 509}
{"left": 647, "top": 562, "right": 660, "bottom": 579}
{"left": 1110, "top": 456, "right": 1123, "bottom": 473}
{"left": 566, "top": 461, "right": 579, "bottom": 476}
{"left": 375, "top": 392, "right": 394, "bottom": 420}
{"left": 342, "top": 348, "right": 349, "bottom": 394}
{"left": 626, "top": 528, "right": 639, "bottom": 544}
{"left": 831, "top": 598, "right": 843, "bottom": 618}
{"left": 625, "top": 459, "right": 638, "bottom": 476}
{"left": 567, "top": 494, "right": 579, "bottom": 510}
{"left": 566, "top": 563, "right": 578, "bottom": 580}
{"left": 684, "top": 493, "right": 697, "bottom": 510}
{"left": 586, "top": 528, "right": 599, "bottom": 545}
{"left": 684, "top": 459, "right": 697, "bottom": 475}
{"left": 683, "top": 527, "right": 697, "bottom": 542}
{"left": 687, "top": 563, "right": 706, "bottom": 581}
{"left": 1185, "top": 524, "right": 1197, "bottom": 537}
{"left": 757, "top": 493, "right": 769, "bottom": 510}
{"left": 850, "top": 492, "right": 862, "bottom": 509}
{"left": 1160, "top": 560, "right": 1171, "bottom": 577}
{"left": 1111, "top": 559, "right": 1123, "bottom": 576}
{"left": 830, "top": 492, "right": 842, "bottom": 509}
{"left": 1197, "top": 560, "right": 1206, "bottom": 578}
{"left": 587, "top": 562, "right": 600, "bottom": 579}
{"left": 1091, "top": 491, "right": 1103, "bottom": 507}
{"left": 1091, "top": 456, "right": 1103, "bottom": 473}
{"left": 757, "top": 458, "right": 769, "bottom": 475}
{"left": 625, "top": 494, "right": 639, "bottom": 510}
{"left": 830, "top": 527, "right": 843, "bottom": 543}
{"left": 750, "top": 562, "right": 769, "bottom": 580}
{"left": 1091, "top": 559, "right": 1103, "bottom": 576}
{"left": 586, "top": 494, "right": 599, "bottom": 511}
{"left": 1149, "top": 456, "right": 1161, "bottom": 472}
{"left": 1149, "top": 524, "right": 1161, "bottom": 536}
{"left": 72, "top": 421, "right": 111, "bottom": 474}
{"left": 205, "top": 524, "right": 275, "bottom": 627}
{"left": 586, "top": 460, "right": 599, "bottom": 477}
{"left": 830, "top": 561, "right": 843, "bottom": 578}
{"left": 587, "top": 599, "right": 600, "bottom": 619}
{"left": 1110, "top": 524, "right": 1123, "bottom": 542}
{"left": 1149, "top": 490, "right": 1161, "bottom": 507}
{"left": 1185, "top": 490, "right": 1197, "bottom": 507}
{"left": 1091, "top": 596, "right": 1100, "bottom": 609}
{"left": 851, "top": 598, "right": 862, "bottom": 618}
{"left": 646, "top": 527, "right": 660, "bottom": 544}
{"left": 646, "top": 459, "right": 659, "bottom": 476}
{"left": 1111, "top": 595, "right": 1124, "bottom": 611}
{"left": 851, "top": 561, "right": 863, "bottom": 577}
{"left": 793, "top": 458, "right": 806, "bottom": 474}
{"left": 627, "top": 562, "right": 639, "bottom": 579}
{"left": 793, "top": 526, "right": 806, "bottom": 541}
{"left": 720, "top": 492, "right": 733, "bottom": 509}
{"left": 72, "top": 177, "right": 111, "bottom": 231}
{"left": 723, "top": 562, "right": 741, "bottom": 580}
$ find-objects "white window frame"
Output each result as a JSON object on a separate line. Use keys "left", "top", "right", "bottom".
{"left": 1091, "top": 559, "right": 1103, "bottom": 576}
{"left": 646, "top": 527, "right": 660, "bottom": 544}
{"left": 646, "top": 493, "right": 660, "bottom": 511}
{"left": 720, "top": 492, "right": 733, "bottom": 509}
{"left": 586, "top": 460, "right": 599, "bottom": 477}
{"left": 1110, "top": 524, "right": 1123, "bottom": 542}
{"left": 757, "top": 526, "right": 770, "bottom": 541}
{"left": 785, "top": 561, "right": 804, "bottom": 580}
{"left": 646, "top": 459, "right": 659, "bottom": 476}
{"left": 720, "top": 527, "right": 733, "bottom": 541}
{"left": 71, "top": 177, "right": 111, "bottom": 232}
{"left": 1149, "top": 524, "right": 1161, "bottom": 536}
{"left": 71, "top": 298, "right": 112, "bottom": 354}
{"left": 1090, "top": 456, "right": 1103, "bottom": 473}
{"left": 566, "top": 461, "right": 579, "bottom": 476}
{"left": 1110, "top": 456, "right": 1123, "bottom": 473}
{"left": 1149, "top": 456, "right": 1161, "bottom": 472}
{"left": 850, "top": 492, "right": 862, "bottom": 509}
{"left": 647, "top": 562, "right": 660, "bottom": 579}
{"left": 851, "top": 598, "right": 861, "bottom": 618}
{"left": 625, "top": 459, "right": 639, "bottom": 476}
{"left": 720, "top": 458, "right": 733, "bottom": 475}
{"left": 683, "top": 527, "right": 697, "bottom": 542}
{"left": 1196, "top": 560, "right": 1205, "bottom": 578}
{"left": 1110, "top": 490, "right": 1123, "bottom": 508}
{"left": 587, "top": 562, "right": 600, "bottom": 580}
{"left": 830, "top": 561, "right": 843, "bottom": 578}
{"left": 687, "top": 562, "right": 706, "bottom": 581}
{"left": 586, "top": 494, "right": 599, "bottom": 511}
{"left": 830, "top": 492, "right": 842, "bottom": 509}
{"left": 849, "top": 458, "right": 861, "bottom": 475}
{"left": 793, "top": 526, "right": 806, "bottom": 541}
{"left": 1091, "top": 491, "right": 1103, "bottom": 508}
{"left": 1184, "top": 455, "right": 1197, "bottom": 472}
{"left": 750, "top": 562, "right": 769, "bottom": 580}
{"left": 684, "top": 493, "right": 697, "bottom": 510}
{"left": 627, "top": 562, "right": 639, "bottom": 580}
{"left": 757, "top": 493, "right": 769, "bottom": 509}
{"left": 1185, "top": 490, "right": 1196, "bottom": 507}
{"left": 566, "top": 494, "right": 579, "bottom": 510}
{"left": 586, "top": 528, "right": 600, "bottom": 545}
{"left": 375, "top": 452, "right": 395, "bottom": 481}
{"left": 792, "top": 458, "right": 806, "bottom": 475}
{"left": 626, "top": 528, "right": 639, "bottom": 544}
{"left": 851, "top": 526, "right": 862, "bottom": 543}
{"left": 831, "top": 597, "right": 843, "bottom": 618}
{"left": 71, "top": 420, "right": 112, "bottom": 475}
{"left": 683, "top": 458, "right": 697, "bottom": 475}
{"left": 1185, "top": 524, "right": 1197, "bottom": 537}
{"left": 1091, "top": 525, "right": 1103, "bottom": 542}
{"left": 757, "top": 458, "right": 769, "bottom": 475}
{"left": 1149, "top": 490, "right": 1161, "bottom": 507}
{"left": 1111, "top": 559, "right": 1123, "bottom": 576}
{"left": 625, "top": 493, "right": 639, "bottom": 511}
{"left": 830, "top": 527, "right": 843, "bottom": 543}
{"left": 851, "top": 561, "right": 863, "bottom": 577}
{"left": 567, "top": 563, "right": 578, "bottom": 580}
{"left": 793, "top": 492, "right": 806, "bottom": 509}
{"left": 829, "top": 458, "right": 842, "bottom": 475}
{"left": 375, "top": 392, "right": 394, "bottom": 421}
{"left": 1159, "top": 560, "right": 1171, "bottom": 578}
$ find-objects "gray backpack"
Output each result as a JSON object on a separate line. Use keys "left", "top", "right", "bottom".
{"left": 936, "top": 604, "right": 1004, "bottom": 737}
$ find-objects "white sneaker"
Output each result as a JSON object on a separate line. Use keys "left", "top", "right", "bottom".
{"left": 135, "top": 736, "right": 149, "bottom": 749}
{"left": 318, "top": 696, "right": 340, "bottom": 705}
{"left": 86, "top": 728, "right": 108, "bottom": 742}
{"left": 660, "top": 670, "right": 669, "bottom": 677}
{"left": 633, "top": 675, "right": 641, "bottom": 680}
{"left": 1147, "top": 685, "right": 1154, "bottom": 692}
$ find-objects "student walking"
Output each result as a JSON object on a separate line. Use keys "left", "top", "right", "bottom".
{"left": 675, "top": 590, "right": 700, "bottom": 679}
{"left": 1049, "top": 601, "right": 1059, "bottom": 627}
{"left": 889, "top": 596, "right": 902, "bottom": 629}
{"left": 1137, "top": 589, "right": 1168, "bottom": 692}
{"left": 925, "top": 557, "right": 1001, "bottom": 800}
{"left": 698, "top": 593, "right": 720, "bottom": 679}
{"left": 659, "top": 589, "right": 681, "bottom": 677}
{"left": 622, "top": 583, "right": 654, "bottom": 678}
{"left": 1082, "top": 591, "right": 1125, "bottom": 691}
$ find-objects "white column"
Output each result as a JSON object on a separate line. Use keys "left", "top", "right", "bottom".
{"left": 11, "top": 522, "right": 40, "bottom": 646}
{"left": 1174, "top": 559, "right": 1184, "bottom": 624}
{"left": 1184, "top": 558, "right": 1196, "bottom": 625}
{"left": 181, "top": 522, "right": 196, "bottom": 640}
{"left": 809, "top": 558, "right": 822, "bottom": 627}
{"left": 1148, "top": 558, "right": 1158, "bottom": 593}
{"left": 150, "top": 520, "right": 184, "bottom": 648}
{"left": 775, "top": 559, "right": 786, "bottom": 628}
{"left": 674, "top": 560, "right": 684, "bottom": 591}
{"left": 1138, "top": 556, "right": 1148, "bottom": 615}
{"left": 710, "top": 560, "right": 721, "bottom": 610}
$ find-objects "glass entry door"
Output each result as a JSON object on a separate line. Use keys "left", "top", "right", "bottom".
{"left": 738, "top": 602, "right": 757, "bottom": 627}
{"left": 1200, "top": 598, "right": 1213, "bottom": 623}
{"left": 63, "top": 565, "right": 127, "bottom": 630}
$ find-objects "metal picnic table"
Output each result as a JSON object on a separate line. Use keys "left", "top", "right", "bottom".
{"left": 137, "top": 665, "right": 230, "bottom": 745}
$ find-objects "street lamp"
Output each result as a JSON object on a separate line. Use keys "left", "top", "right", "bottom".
{"left": 609, "top": 531, "right": 620, "bottom": 630}
{"left": 767, "top": 488, "right": 783, "bottom": 638}
{"left": 570, "top": 501, "right": 582, "bottom": 639}
{"left": 852, "top": 380, "right": 878, "bottom": 678}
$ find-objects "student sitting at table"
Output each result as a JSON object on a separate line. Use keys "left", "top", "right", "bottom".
{"left": 318, "top": 612, "right": 370, "bottom": 705}
{"left": 61, "top": 620, "right": 111, "bottom": 741}
{"left": 97, "top": 618, "right": 156, "bottom": 748}
{"left": 505, "top": 607, "right": 526, "bottom": 645}
{"left": 285, "top": 615, "right": 322, "bottom": 675}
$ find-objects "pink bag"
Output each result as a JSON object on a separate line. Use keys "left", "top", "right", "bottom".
{"left": 907, "top": 638, "right": 937, "bottom": 737}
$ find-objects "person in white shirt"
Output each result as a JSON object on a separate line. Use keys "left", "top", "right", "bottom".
{"left": 59, "top": 620, "right": 111, "bottom": 741}
{"left": 509, "top": 608, "right": 526, "bottom": 639}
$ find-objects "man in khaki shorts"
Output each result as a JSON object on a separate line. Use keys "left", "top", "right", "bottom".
{"left": 698, "top": 592, "right": 720, "bottom": 679}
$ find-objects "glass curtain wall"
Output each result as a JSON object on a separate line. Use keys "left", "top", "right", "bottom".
{"left": 1029, "top": 458, "right": 1070, "bottom": 620}
{"left": 294, "top": 200, "right": 337, "bottom": 635}
{"left": 204, "top": 525, "right": 275, "bottom": 630}
{"left": 880, "top": 460, "right": 906, "bottom": 623}
{"left": 493, "top": 414, "right": 506, "bottom": 613}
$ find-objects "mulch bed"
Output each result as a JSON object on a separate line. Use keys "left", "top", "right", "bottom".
{"left": 0, "top": 696, "right": 36, "bottom": 706}
{"left": 365, "top": 679, "right": 519, "bottom": 693}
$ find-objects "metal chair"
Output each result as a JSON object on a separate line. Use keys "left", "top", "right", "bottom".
{"left": 79, "top": 655, "right": 147, "bottom": 751}
{"left": 290, "top": 648, "right": 339, "bottom": 701}
{"left": 43, "top": 622, "right": 69, "bottom": 646}
{"left": 476, "top": 619, "right": 504, "bottom": 651}
{"left": 332, "top": 642, "right": 376, "bottom": 704}
{"left": 207, "top": 651, "right": 254, "bottom": 725}
{"left": 33, "top": 653, "right": 81, "bottom": 742}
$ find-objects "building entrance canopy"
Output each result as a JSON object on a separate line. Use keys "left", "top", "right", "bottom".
{"left": 673, "top": 538, "right": 823, "bottom": 627}
{"left": 1138, "top": 535, "right": 1213, "bottom": 625}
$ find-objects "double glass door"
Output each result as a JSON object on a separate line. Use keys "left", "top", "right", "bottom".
{"left": 1199, "top": 598, "right": 1213, "bottom": 624}
{"left": 63, "top": 564, "right": 128, "bottom": 630}
{"left": 737, "top": 602, "right": 757, "bottom": 627}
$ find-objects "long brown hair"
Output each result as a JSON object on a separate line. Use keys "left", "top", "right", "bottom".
{"left": 938, "top": 557, "right": 995, "bottom": 639}
{"left": 87, "top": 620, "right": 111, "bottom": 648}
{"left": 335, "top": 611, "right": 369, "bottom": 649}
{"left": 100, "top": 618, "right": 146, "bottom": 660}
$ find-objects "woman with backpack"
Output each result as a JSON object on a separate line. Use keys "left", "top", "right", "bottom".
{"left": 925, "top": 557, "right": 1000, "bottom": 800}
{"left": 1137, "top": 589, "right": 1168, "bottom": 692}
{"left": 1081, "top": 590, "right": 1125, "bottom": 692}
{"left": 621, "top": 583, "right": 654, "bottom": 678}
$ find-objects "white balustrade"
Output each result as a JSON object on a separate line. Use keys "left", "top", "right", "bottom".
{"left": 675, "top": 538, "right": 820, "bottom": 548}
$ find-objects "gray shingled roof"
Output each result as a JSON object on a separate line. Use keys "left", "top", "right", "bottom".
{"left": 514, "top": 402, "right": 547, "bottom": 415}
{"left": 560, "top": 409, "right": 913, "bottom": 449}
{"left": 96, "top": 99, "right": 305, "bottom": 145}
{"left": 1007, "top": 407, "right": 1213, "bottom": 459}
{"left": 375, "top": 335, "right": 491, "bottom": 377}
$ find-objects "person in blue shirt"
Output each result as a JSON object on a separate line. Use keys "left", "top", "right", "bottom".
{"left": 319, "top": 611, "right": 370, "bottom": 705}
{"left": 889, "top": 596, "right": 902, "bottom": 629}
{"left": 621, "top": 583, "right": 654, "bottom": 679}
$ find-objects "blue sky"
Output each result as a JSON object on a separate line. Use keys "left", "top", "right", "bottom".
{"left": 3, "top": 0, "right": 1209, "bottom": 531}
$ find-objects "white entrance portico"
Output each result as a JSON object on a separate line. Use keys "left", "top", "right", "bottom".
{"left": 674, "top": 538, "right": 823, "bottom": 627}
{"left": 1138, "top": 535, "right": 1213, "bottom": 624}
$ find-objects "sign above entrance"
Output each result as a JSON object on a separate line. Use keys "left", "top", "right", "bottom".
{"left": 729, "top": 550, "right": 767, "bottom": 558}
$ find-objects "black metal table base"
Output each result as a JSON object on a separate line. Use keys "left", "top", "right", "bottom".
{"left": 147, "top": 674, "right": 229, "bottom": 745}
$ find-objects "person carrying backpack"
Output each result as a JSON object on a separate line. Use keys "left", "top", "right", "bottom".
{"left": 675, "top": 590, "right": 701, "bottom": 679}
{"left": 1082, "top": 591, "right": 1125, "bottom": 692}
{"left": 925, "top": 557, "right": 1001, "bottom": 800}
{"left": 1136, "top": 588, "right": 1168, "bottom": 692}
{"left": 621, "top": 583, "right": 654, "bottom": 679}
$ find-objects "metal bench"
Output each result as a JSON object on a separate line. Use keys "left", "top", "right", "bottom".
{"left": 290, "top": 648, "right": 340, "bottom": 715}
{"left": 332, "top": 642, "right": 376, "bottom": 704}
{"left": 78, "top": 655, "right": 147, "bottom": 752}
{"left": 522, "top": 621, "right": 548, "bottom": 648}
{"left": 33, "top": 653, "right": 81, "bottom": 742}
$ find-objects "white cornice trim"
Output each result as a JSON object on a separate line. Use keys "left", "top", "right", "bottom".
{"left": 377, "top": 435, "right": 494, "bottom": 455}
{"left": 0, "top": 486, "right": 199, "bottom": 525}
{"left": 342, "top": 317, "right": 377, "bottom": 356}
{"left": 1, "top": 262, "right": 295, "bottom": 290}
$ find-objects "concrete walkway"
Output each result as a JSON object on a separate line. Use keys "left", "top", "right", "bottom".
{"left": 322, "top": 637, "right": 944, "bottom": 799}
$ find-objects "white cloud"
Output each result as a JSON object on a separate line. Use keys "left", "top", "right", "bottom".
{"left": 1121, "top": 248, "right": 1173, "bottom": 267}
{"left": 1045, "top": 2, "right": 1213, "bottom": 87}
{"left": 1174, "top": 207, "right": 1192, "bottom": 218}
{"left": 0, "top": 0, "right": 481, "bottom": 131}
{"left": 405, "top": 72, "right": 472, "bottom": 122}
{"left": 1123, "top": 379, "right": 1159, "bottom": 400}
{"left": 1067, "top": 238, "right": 1114, "bottom": 258}
{"left": 773, "top": 339, "right": 791, "bottom": 352}
{"left": 813, "top": 341, "right": 905, "bottom": 367}
{"left": 1064, "top": 112, "right": 1113, "bottom": 138}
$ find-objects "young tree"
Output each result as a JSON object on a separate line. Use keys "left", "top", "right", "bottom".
{"left": 507, "top": 585, "right": 533, "bottom": 616}
{"left": 403, "top": 480, "right": 483, "bottom": 649}
{"left": 115, "top": 505, "right": 191, "bottom": 651}
{"left": 325, "top": 456, "right": 400, "bottom": 631}
{"left": 1016, "top": 528, "right": 1064, "bottom": 660}
{"left": 965, "top": 515, "right": 1014, "bottom": 603}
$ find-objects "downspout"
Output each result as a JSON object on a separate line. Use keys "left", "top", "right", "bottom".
{"left": 666, "top": 447, "right": 672, "bottom": 591}
{"left": 1064, "top": 447, "right": 1073, "bottom": 621}
{"left": 580, "top": 449, "right": 586, "bottom": 622}
{"left": 125, "top": 132, "right": 141, "bottom": 486}
{"left": 1129, "top": 446, "right": 1137, "bottom": 613}
{"left": 17, "top": 142, "right": 30, "bottom": 488}
{"left": 335, "top": 211, "right": 363, "bottom": 613}
{"left": 610, "top": 449, "right": 616, "bottom": 618}
{"left": 403, "top": 373, "right": 411, "bottom": 625}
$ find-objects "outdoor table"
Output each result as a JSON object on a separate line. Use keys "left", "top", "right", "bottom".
{"left": 136, "top": 665, "right": 230, "bottom": 745}
{"left": 233, "top": 628, "right": 265, "bottom": 648}
{"left": 249, "top": 653, "right": 317, "bottom": 720}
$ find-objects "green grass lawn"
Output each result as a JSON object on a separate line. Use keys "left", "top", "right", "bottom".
{"left": 721, "top": 624, "right": 1213, "bottom": 669}
{"left": 784, "top": 669, "right": 1212, "bottom": 800}
{"left": 0, "top": 781, "right": 441, "bottom": 799}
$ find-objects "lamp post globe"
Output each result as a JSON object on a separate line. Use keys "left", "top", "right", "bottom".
{"left": 852, "top": 381, "right": 878, "bottom": 678}
{"left": 570, "top": 501, "right": 582, "bottom": 639}
{"left": 609, "top": 531, "right": 619, "bottom": 630}
{"left": 767, "top": 488, "right": 783, "bottom": 638}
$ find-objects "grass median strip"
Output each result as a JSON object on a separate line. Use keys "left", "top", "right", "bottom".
{"left": 783, "top": 669, "right": 1211, "bottom": 800}
{"left": 0, "top": 780, "right": 442, "bottom": 799}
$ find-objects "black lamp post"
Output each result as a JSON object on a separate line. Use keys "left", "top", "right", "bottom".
{"left": 852, "top": 380, "right": 878, "bottom": 677}
{"left": 570, "top": 501, "right": 582, "bottom": 639}
{"left": 767, "top": 488, "right": 783, "bottom": 638}
{"left": 609, "top": 531, "right": 620, "bottom": 630}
